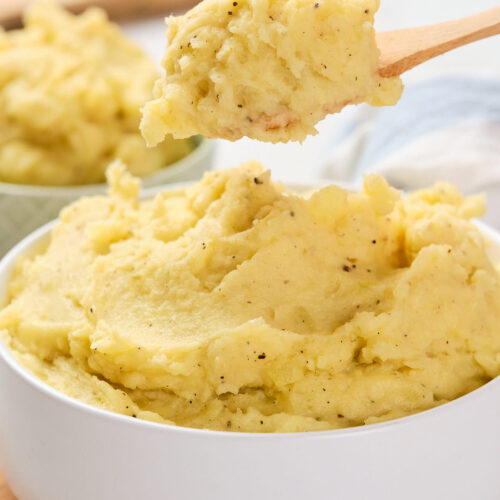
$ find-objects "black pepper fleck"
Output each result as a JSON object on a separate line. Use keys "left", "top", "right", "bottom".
{"left": 342, "top": 265, "right": 351, "bottom": 272}
{"left": 254, "top": 177, "right": 263, "bottom": 185}
{"left": 258, "top": 353, "right": 266, "bottom": 359}
{"left": 228, "top": 11, "right": 233, "bottom": 15}
{"left": 314, "top": 2, "right": 319, "bottom": 7}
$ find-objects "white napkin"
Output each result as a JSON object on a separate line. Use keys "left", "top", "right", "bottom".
{"left": 319, "top": 77, "right": 500, "bottom": 228}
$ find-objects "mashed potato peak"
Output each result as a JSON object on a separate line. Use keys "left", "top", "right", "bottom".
{"left": 1, "top": 164, "right": 499, "bottom": 433}
{"left": 0, "top": 2, "right": 192, "bottom": 186}
{"left": 141, "top": 0, "right": 403, "bottom": 144}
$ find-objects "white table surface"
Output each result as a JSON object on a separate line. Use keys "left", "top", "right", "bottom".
{"left": 121, "top": 0, "right": 500, "bottom": 184}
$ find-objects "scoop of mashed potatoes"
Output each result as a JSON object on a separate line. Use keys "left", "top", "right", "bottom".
{"left": 1, "top": 163, "right": 499, "bottom": 432}
{"left": 0, "top": 2, "right": 193, "bottom": 186}
{"left": 141, "top": 0, "right": 403, "bottom": 145}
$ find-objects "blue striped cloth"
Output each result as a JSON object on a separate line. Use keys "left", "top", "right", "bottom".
{"left": 321, "top": 76, "right": 500, "bottom": 227}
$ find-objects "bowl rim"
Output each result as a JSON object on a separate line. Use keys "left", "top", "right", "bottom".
{"left": 0, "top": 199, "right": 499, "bottom": 439}
{"left": 0, "top": 135, "right": 214, "bottom": 198}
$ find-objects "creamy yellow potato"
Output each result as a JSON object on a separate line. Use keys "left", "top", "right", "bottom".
{"left": 141, "top": 0, "right": 403, "bottom": 145}
{"left": 0, "top": 2, "right": 192, "bottom": 186}
{"left": 1, "top": 164, "right": 500, "bottom": 433}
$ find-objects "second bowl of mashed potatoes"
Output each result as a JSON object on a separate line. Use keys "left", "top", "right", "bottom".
{"left": 0, "top": 2, "right": 214, "bottom": 255}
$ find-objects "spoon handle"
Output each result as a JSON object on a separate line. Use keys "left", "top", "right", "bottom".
{"left": 377, "top": 5, "right": 500, "bottom": 78}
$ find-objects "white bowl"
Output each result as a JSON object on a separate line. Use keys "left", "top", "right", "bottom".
{"left": 0, "top": 136, "right": 215, "bottom": 257}
{"left": 0, "top": 204, "right": 499, "bottom": 500}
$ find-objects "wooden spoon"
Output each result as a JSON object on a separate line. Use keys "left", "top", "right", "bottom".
{"left": 377, "top": 5, "right": 500, "bottom": 78}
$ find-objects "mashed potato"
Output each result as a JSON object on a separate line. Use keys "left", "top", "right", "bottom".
{"left": 141, "top": 0, "right": 403, "bottom": 145}
{"left": 1, "top": 164, "right": 499, "bottom": 432}
{"left": 0, "top": 2, "right": 193, "bottom": 186}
